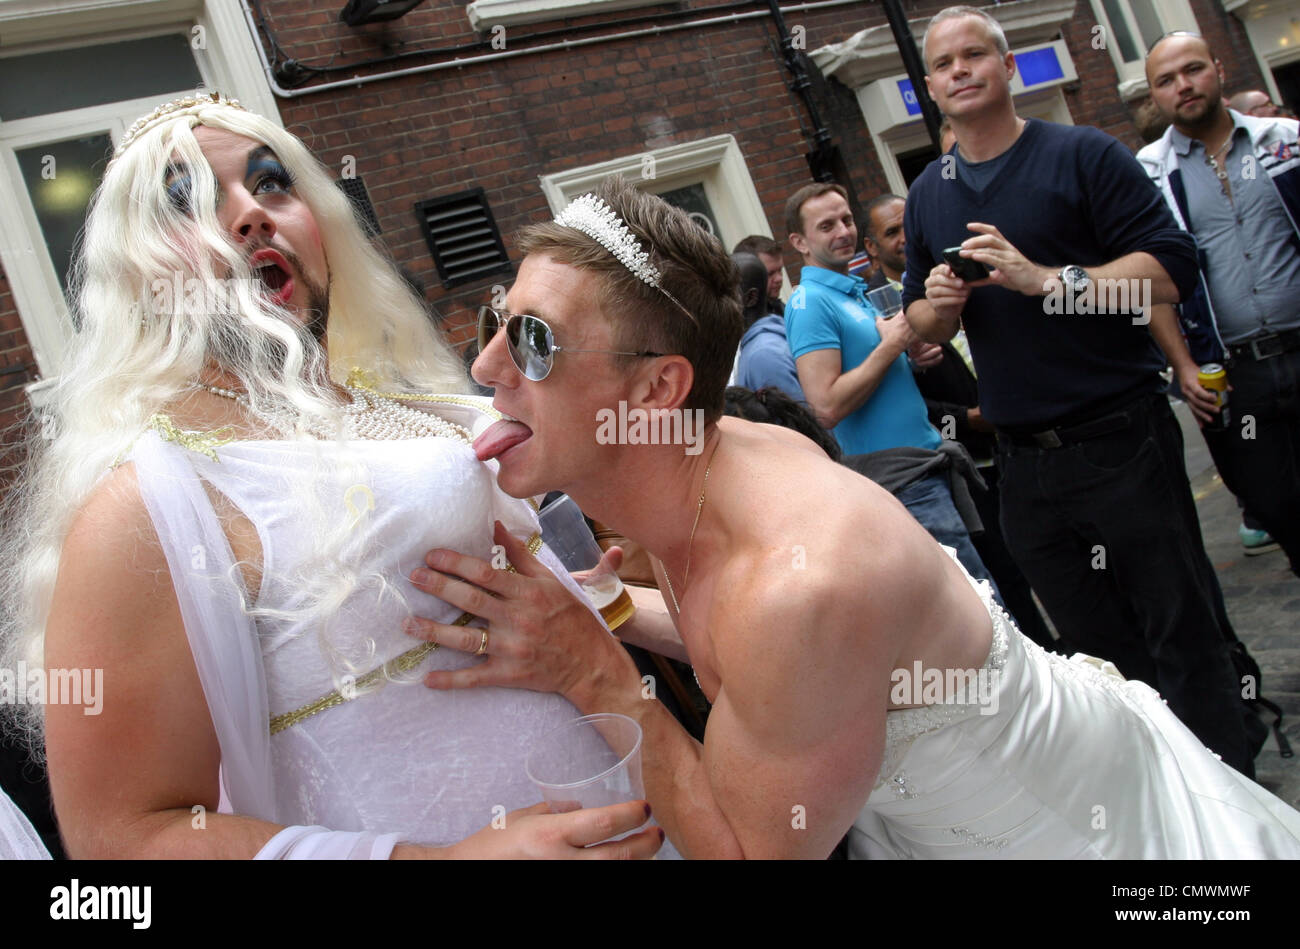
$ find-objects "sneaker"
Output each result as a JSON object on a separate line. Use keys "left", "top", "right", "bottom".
{"left": 1239, "top": 523, "right": 1281, "bottom": 556}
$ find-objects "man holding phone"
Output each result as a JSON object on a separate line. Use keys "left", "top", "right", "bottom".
{"left": 902, "top": 6, "right": 1255, "bottom": 775}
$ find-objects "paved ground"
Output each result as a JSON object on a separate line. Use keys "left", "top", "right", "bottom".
{"left": 1172, "top": 400, "right": 1300, "bottom": 807}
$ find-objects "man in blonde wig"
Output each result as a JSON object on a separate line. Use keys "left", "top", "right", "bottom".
{"left": 0, "top": 94, "right": 663, "bottom": 859}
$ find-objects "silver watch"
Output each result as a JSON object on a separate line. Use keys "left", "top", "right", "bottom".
{"left": 1059, "top": 265, "right": 1091, "bottom": 294}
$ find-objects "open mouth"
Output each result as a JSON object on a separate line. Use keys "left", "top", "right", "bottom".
{"left": 473, "top": 412, "right": 533, "bottom": 462}
{"left": 249, "top": 249, "right": 295, "bottom": 305}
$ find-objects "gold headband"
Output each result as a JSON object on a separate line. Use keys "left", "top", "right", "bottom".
{"left": 113, "top": 91, "right": 246, "bottom": 160}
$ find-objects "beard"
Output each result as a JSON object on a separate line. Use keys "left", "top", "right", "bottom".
{"left": 280, "top": 247, "right": 329, "bottom": 343}
{"left": 203, "top": 252, "right": 331, "bottom": 377}
{"left": 1174, "top": 83, "right": 1225, "bottom": 132}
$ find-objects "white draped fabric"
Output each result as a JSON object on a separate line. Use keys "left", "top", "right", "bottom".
{"left": 127, "top": 396, "right": 598, "bottom": 858}
{"left": 852, "top": 554, "right": 1300, "bottom": 858}
{"left": 0, "top": 785, "right": 51, "bottom": 860}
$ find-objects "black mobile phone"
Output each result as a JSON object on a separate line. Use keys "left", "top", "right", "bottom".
{"left": 943, "top": 247, "right": 990, "bottom": 283}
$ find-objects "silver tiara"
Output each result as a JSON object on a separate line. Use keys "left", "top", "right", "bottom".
{"left": 554, "top": 193, "right": 693, "bottom": 320}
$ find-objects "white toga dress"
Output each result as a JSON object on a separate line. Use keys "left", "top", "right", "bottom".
{"left": 127, "top": 396, "right": 601, "bottom": 856}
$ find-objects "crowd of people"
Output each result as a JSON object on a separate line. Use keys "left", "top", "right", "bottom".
{"left": 1, "top": 5, "right": 1298, "bottom": 860}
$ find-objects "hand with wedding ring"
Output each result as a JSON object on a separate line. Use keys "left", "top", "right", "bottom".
{"left": 403, "top": 520, "right": 640, "bottom": 706}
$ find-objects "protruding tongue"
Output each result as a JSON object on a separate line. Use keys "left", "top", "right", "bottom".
{"left": 473, "top": 419, "right": 533, "bottom": 461}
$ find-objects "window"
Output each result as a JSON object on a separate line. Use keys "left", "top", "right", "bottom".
{"left": 466, "top": 0, "right": 664, "bottom": 31}
{"left": 1088, "top": 0, "right": 1199, "bottom": 98}
{"left": 0, "top": 0, "right": 280, "bottom": 397}
{"left": 539, "top": 135, "right": 773, "bottom": 255}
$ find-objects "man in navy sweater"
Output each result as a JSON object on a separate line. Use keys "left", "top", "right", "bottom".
{"left": 902, "top": 6, "right": 1253, "bottom": 775}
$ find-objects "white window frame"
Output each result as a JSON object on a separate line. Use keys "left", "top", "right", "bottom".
{"left": 539, "top": 134, "right": 776, "bottom": 260}
{"left": 0, "top": 0, "right": 279, "bottom": 399}
{"left": 1088, "top": 0, "right": 1199, "bottom": 99}
{"left": 466, "top": 0, "right": 656, "bottom": 31}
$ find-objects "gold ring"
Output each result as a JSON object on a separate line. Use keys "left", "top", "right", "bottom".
{"left": 474, "top": 628, "right": 489, "bottom": 656}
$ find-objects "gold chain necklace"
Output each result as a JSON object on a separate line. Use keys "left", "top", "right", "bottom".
{"left": 663, "top": 459, "right": 712, "bottom": 616}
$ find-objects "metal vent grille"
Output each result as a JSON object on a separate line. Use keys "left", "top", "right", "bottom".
{"left": 336, "top": 176, "right": 381, "bottom": 237}
{"left": 414, "top": 187, "right": 511, "bottom": 288}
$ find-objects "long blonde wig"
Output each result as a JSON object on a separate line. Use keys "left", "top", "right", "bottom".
{"left": 0, "top": 100, "right": 469, "bottom": 750}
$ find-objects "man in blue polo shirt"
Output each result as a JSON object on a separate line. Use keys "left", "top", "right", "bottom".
{"left": 784, "top": 181, "right": 992, "bottom": 587}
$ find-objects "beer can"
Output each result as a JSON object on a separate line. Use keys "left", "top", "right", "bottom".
{"left": 1197, "top": 363, "right": 1229, "bottom": 429}
{"left": 1197, "top": 364, "right": 1227, "bottom": 404}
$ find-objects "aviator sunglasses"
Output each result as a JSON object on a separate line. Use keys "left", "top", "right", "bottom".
{"left": 476, "top": 305, "right": 665, "bottom": 381}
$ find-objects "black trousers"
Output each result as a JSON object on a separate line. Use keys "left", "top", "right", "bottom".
{"left": 969, "top": 465, "right": 1056, "bottom": 650}
{"left": 996, "top": 393, "right": 1252, "bottom": 776}
{"left": 1202, "top": 347, "right": 1300, "bottom": 577}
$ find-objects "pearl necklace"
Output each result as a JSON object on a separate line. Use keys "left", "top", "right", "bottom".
{"left": 195, "top": 382, "right": 473, "bottom": 443}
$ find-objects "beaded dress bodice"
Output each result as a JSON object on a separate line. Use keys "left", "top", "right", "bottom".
{"left": 129, "top": 401, "right": 585, "bottom": 846}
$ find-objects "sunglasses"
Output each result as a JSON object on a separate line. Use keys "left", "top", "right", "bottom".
{"left": 476, "top": 305, "right": 665, "bottom": 382}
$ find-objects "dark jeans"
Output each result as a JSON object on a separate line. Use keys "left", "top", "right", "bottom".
{"left": 894, "top": 472, "right": 999, "bottom": 598}
{"left": 1202, "top": 347, "right": 1300, "bottom": 576}
{"left": 969, "top": 465, "right": 1056, "bottom": 650}
{"left": 996, "top": 393, "right": 1252, "bottom": 776}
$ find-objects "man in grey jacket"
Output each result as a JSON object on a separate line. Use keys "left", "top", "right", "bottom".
{"left": 1138, "top": 33, "right": 1300, "bottom": 577}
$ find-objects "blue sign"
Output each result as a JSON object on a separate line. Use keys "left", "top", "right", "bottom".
{"left": 897, "top": 79, "right": 921, "bottom": 116}
{"left": 1016, "top": 47, "right": 1064, "bottom": 87}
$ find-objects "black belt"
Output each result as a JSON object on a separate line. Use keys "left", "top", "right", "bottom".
{"left": 999, "top": 409, "right": 1133, "bottom": 450}
{"left": 1226, "top": 328, "right": 1300, "bottom": 362}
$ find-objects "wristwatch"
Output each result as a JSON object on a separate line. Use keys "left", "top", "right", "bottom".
{"left": 1059, "top": 265, "right": 1091, "bottom": 294}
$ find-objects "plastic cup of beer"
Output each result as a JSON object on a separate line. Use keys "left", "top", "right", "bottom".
{"left": 866, "top": 283, "right": 903, "bottom": 319}
{"left": 538, "top": 494, "right": 636, "bottom": 630}
{"left": 526, "top": 713, "right": 648, "bottom": 844}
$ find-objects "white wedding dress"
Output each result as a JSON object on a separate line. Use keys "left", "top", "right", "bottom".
{"left": 127, "top": 394, "right": 673, "bottom": 857}
{"left": 850, "top": 555, "right": 1300, "bottom": 858}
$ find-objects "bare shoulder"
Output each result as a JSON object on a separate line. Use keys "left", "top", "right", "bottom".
{"left": 50, "top": 462, "right": 177, "bottom": 653}
{"left": 47, "top": 463, "right": 224, "bottom": 857}
{"left": 717, "top": 415, "right": 827, "bottom": 459}
{"left": 62, "top": 463, "right": 154, "bottom": 559}
{"left": 705, "top": 433, "right": 978, "bottom": 707}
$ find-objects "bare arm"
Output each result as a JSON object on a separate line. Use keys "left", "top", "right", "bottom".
{"left": 411, "top": 526, "right": 893, "bottom": 858}
{"left": 1148, "top": 303, "right": 1219, "bottom": 425}
{"left": 795, "top": 315, "right": 915, "bottom": 430}
{"left": 44, "top": 465, "right": 283, "bottom": 859}
{"left": 616, "top": 584, "right": 689, "bottom": 663}
{"left": 45, "top": 469, "right": 656, "bottom": 859}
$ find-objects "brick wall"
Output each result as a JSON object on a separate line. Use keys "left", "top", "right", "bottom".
{"left": 263, "top": 1, "right": 901, "bottom": 345}
{"left": 0, "top": 0, "right": 1272, "bottom": 429}
{"left": 0, "top": 262, "right": 37, "bottom": 484}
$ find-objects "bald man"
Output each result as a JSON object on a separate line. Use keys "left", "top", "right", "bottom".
{"left": 1138, "top": 35, "right": 1300, "bottom": 582}
{"left": 1227, "top": 90, "right": 1281, "bottom": 118}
